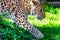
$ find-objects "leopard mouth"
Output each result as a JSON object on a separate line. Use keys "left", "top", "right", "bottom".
{"left": 37, "top": 17, "right": 42, "bottom": 20}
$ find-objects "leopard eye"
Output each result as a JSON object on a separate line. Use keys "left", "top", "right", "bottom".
{"left": 40, "top": 9, "right": 42, "bottom": 12}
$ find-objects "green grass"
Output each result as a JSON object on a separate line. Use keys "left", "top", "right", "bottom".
{"left": 28, "top": 7, "right": 60, "bottom": 40}
{"left": 0, "top": 6, "right": 60, "bottom": 40}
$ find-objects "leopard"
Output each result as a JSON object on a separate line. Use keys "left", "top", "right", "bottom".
{"left": 0, "top": 0, "right": 45, "bottom": 39}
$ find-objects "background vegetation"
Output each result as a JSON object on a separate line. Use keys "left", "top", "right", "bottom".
{"left": 0, "top": 5, "right": 60, "bottom": 40}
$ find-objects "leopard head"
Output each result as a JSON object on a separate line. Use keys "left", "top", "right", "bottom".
{"left": 31, "top": 0, "right": 45, "bottom": 20}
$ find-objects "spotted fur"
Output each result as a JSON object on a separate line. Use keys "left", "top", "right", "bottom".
{"left": 0, "top": 0, "right": 45, "bottom": 39}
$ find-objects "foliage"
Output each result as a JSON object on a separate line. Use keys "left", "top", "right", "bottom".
{"left": 0, "top": 16, "right": 34, "bottom": 40}
{"left": 0, "top": 5, "right": 60, "bottom": 40}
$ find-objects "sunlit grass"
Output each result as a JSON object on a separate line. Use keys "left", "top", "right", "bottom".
{"left": 28, "top": 11, "right": 60, "bottom": 27}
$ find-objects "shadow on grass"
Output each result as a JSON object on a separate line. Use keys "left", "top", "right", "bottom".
{"left": 0, "top": 19, "right": 35, "bottom": 40}
{"left": 34, "top": 25, "right": 60, "bottom": 40}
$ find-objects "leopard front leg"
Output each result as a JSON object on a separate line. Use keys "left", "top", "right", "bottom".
{"left": 15, "top": 13, "right": 44, "bottom": 39}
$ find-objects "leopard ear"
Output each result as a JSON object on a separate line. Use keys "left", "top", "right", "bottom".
{"left": 32, "top": 1, "right": 37, "bottom": 5}
{"left": 32, "top": 1, "right": 40, "bottom": 5}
